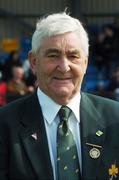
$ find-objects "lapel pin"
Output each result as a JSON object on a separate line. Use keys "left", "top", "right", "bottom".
{"left": 86, "top": 142, "right": 102, "bottom": 149}
{"left": 86, "top": 143, "right": 102, "bottom": 159}
{"left": 89, "top": 147, "right": 100, "bottom": 159}
{"left": 109, "top": 164, "right": 118, "bottom": 180}
{"left": 31, "top": 133, "right": 37, "bottom": 140}
{"left": 96, "top": 130, "right": 103, "bottom": 137}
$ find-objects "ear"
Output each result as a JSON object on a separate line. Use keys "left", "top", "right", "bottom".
{"left": 84, "top": 57, "right": 88, "bottom": 74}
{"left": 28, "top": 50, "right": 37, "bottom": 75}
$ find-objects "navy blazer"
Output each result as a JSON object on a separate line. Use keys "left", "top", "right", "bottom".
{"left": 0, "top": 91, "right": 119, "bottom": 180}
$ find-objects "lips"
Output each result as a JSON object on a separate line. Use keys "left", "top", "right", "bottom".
{"left": 54, "top": 77, "right": 71, "bottom": 81}
{"left": 54, "top": 77, "right": 72, "bottom": 80}
{"left": 52, "top": 77, "right": 72, "bottom": 86}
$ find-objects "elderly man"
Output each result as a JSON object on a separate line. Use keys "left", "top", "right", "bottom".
{"left": 0, "top": 12, "right": 119, "bottom": 180}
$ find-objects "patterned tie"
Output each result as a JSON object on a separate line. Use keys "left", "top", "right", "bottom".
{"left": 57, "top": 106, "right": 81, "bottom": 180}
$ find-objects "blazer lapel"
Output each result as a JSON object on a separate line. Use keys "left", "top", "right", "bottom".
{"left": 20, "top": 93, "right": 54, "bottom": 179}
{"left": 80, "top": 93, "right": 105, "bottom": 180}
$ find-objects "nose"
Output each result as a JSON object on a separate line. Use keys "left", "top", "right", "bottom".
{"left": 57, "top": 57, "right": 70, "bottom": 73}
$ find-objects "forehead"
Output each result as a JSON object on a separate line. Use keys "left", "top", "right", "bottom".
{"left": 40, "top": 32, "right": 82, "bottom": 52}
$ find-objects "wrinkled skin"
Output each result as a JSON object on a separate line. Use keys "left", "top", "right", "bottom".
{"left": 29, "top": 32, "right": 88, "bottom": 105}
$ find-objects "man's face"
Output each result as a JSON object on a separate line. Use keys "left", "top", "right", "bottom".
{"left": 29, "top": 32, "right": 88, "bottom": 104}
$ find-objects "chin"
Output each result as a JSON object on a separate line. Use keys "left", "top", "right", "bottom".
{"left": 48, "top": 85, "right": 74, "bottom": 98}
{"left": 53, "top": 89, "right": 72, "bottom": 98}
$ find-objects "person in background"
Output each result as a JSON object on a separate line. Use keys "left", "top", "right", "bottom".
{"left": 0, "top": 73, "right": 7, "bottom": 106}
{"left": 6, "top": 65, "right": 34, "bottom": 102}
{"left": 2, "top": 50, "right": 22, "bottom": 81}
{"left": 92, "top": 25, "right": 117, "bottom": 78}
{"left": 0, "top": 12, "right": 119, "bottom": 180}
{"left": 22, "top": 58, "right": 37, "bottom": 89}
{"left": 107, "top": 67, "right": 119, "bottom": 101}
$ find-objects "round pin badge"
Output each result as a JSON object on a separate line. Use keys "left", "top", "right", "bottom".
{"left": 89, "top": 147, "right": 100, "bottom": 159}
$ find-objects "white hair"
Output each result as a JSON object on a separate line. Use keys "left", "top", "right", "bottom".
{"left": 31, "top": 12, "right": 89, "bottom": 56}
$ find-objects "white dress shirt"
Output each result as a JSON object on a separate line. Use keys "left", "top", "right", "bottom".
{"left": 37, "top": 88, "right": 82, "bottom": 180}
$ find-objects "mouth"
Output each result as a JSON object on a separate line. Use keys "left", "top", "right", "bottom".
{"left": 53, "top": 77, "right": 72, "bottom": 80}
{"left": 52, "top": 77, "right": 72, "bottom": 85}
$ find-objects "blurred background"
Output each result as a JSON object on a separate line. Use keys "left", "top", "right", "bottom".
{"left": 0, "top": 0, "right": 119, "bottom": 105}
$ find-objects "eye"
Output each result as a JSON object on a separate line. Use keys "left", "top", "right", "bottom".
{"left": 68, "top": 54, "right": 80, "bottom": 59}
{"left": 47, "top": 53, "right": 59, "bottom": 58}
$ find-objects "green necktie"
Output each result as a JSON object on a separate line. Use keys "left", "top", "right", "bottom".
{"left": 57, "top": 106, "right": 81, "bottom": 180}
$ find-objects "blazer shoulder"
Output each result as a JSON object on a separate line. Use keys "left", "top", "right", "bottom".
{"left": 81, "top": 92, "right": 119, "bottom": 125}
{"left": 81, "top": 91, "right": 119, "bottom": 111}
{"left": 0, "top": 92, "right": 37, "bottom": 122}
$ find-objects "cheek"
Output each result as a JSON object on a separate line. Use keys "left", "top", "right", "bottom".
{"left": 79, "top": 61, "right": 87, "bottom": 75}
{"left": 36, "top": 60, "right": 55, "bottom": 78}
{"left": 72, "top": 63, "right": 86, "bottom": 77}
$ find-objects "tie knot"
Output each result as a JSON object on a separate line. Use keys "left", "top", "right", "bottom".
{"left": 58, "top": 106, "right": 71, "bottom": 122}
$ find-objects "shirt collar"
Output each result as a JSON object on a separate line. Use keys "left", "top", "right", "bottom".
{"left": 66, "top": 92, "right": 81, "bottom": 122}
{"left": 37, "top": 87, "right": 81, "bottom": 124}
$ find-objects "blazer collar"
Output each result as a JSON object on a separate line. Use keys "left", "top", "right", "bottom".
{"left": 80, "top": 92, "right": 105, "bottom": 180}
{"left": 20, "top": 92, "right": 54, "bottom": 179}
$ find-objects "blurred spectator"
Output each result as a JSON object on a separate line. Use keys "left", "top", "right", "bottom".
{"left": 0, "top": 72, "right": 7, "bottom": 106}
{"left": 2, "top": 50, "right": 22, "bottom": 81}
{"left": 94, "top": 80, "right": 114, "bottom": 99}
{"left": 22, "top": 58, "right": 37, "bottom": 87}
{"left": 92, "top": 32, "right": 105, "bottom": 70}
{"left": 92, "top": 24, "right": 116, "bottom": 78}
{"left": 22, "top": 58, "right": 30, "bottom": 79}
{"left": 6, "top": 65, "right": 34, "bottom": 102}
{"left": 106, "top": 67, "right": 119, "bottom": 100}
{"left": 25, "top": 69, "right": 37, "bottom": 88}
{"left": 95, "top": 81, "right": 107, "bottom": 97}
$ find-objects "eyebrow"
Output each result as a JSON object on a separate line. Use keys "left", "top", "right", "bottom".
{"left": 43, "top": 48, "right": 62, "bottom": 56}
{"left": 67, "top": 49, "right": 81, "bottom": 55}
{"left": 43, "top": 48, "right": 81, "bottom": 56}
